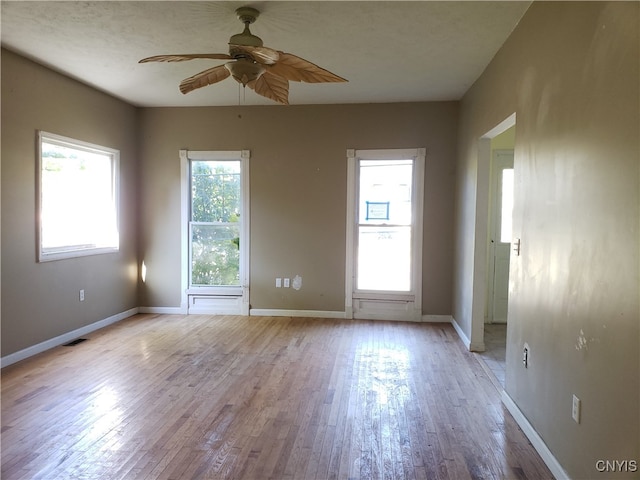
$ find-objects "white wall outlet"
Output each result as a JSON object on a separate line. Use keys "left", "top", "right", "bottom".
{"left": 572, "top": 394, "right": 581, "bottom": 423}
{"left": 275, "top": 278, "right": 282, "bottom": 288}
{"left": 79, "top": 289, "right": 85, "bottom": 302}
{"left": 284, "top": 278, "right": 290, "bottom": 288}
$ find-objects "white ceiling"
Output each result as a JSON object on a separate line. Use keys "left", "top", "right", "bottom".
{"left": 1, "top": 1, "right": 531, "bottom": 107}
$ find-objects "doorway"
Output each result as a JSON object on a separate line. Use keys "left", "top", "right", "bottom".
{"left": 345, "top": 148, "right": 425, "bottom": 321}
{"left": 470, "top": 115, "right": 516, "bottom": 387}
{"left": 469, "top": 113, "right": 516, "bottom": 352}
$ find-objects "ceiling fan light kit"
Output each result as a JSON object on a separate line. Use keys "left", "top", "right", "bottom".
{"left": 139, "top": 6, "right": 347, "bottom": 105}
{"left": 227, "top": 60, "right": 265, "bottom": 87}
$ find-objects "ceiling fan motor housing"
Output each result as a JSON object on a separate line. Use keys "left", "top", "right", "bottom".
{"left": 229, "top": 26, "right": 263, "bottom": 49}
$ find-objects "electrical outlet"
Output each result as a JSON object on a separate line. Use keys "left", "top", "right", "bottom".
{"left": 284, "top": 278, "right": 290, "bottom": 288}
{"left": 275, "top": 278, "right": 282, "bottom": 288}
{"left": 572, "top": 395, "right": 581, "bottom": 423}
{"left": 79, "top": 289, "right": 85, "bottom": 302}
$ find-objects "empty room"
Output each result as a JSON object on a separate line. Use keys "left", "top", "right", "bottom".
{"left": 1, "top": 2, "right": 638, "bottom": 479}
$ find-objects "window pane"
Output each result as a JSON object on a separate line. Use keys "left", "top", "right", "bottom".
{"left": 357, "top": 226, "right": 411, "bottom": 291}
{"left": 191, "top": 161, "right": 240, "bottom": 223}
{"left": 191, "top": 224, "right": 240, "bottom": 286}
{"left": 39, "top": 134, "right": 118, "bottom": 260}
{"left": 500, "top": 168, "right": 514, "bottom": 243}
{"left": 359, "top": 160, "right": 412, "bottom": 225}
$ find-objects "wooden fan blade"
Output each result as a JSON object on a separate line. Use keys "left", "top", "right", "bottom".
{"left": 180, "top": 64, "right": 231, "bottom": 94}
{"left": 248, "top": 71, "right": 289, "bottom": 104}
{"left": 139, "top": 53, "right": 232, "bottom": 63}
{"left": 269, "top": 52, "right": 347, "bottom": 83}
{"left": 229, "top": 44, "right": 280, "bottom": 65}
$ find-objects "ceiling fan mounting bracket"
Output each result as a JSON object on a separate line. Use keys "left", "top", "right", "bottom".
{"left": 236, "top": 7, "right": 260, "bottom": 25}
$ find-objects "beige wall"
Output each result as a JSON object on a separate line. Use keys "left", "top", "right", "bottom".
{"left": 138, "top": 103, "right": 458, "bottom": 314}
{"left": 453, "top": 2, "right": 639, "bottom": 477}
{"left": 1, "top": 49, "right": 140, "bottom": 356}
{"left": 1, "top": 49, "right": 458, "bottom": 357}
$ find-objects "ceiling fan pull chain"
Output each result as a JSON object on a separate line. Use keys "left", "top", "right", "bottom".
{"left": 237, "top": 82, "right": 248, "bottom": 106}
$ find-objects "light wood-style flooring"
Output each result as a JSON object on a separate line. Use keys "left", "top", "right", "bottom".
{"left": 476, "top": 324, "right": 507, "bottom": 388}
{"left": 1, "top": 314, "right": 552, "bottom": 479}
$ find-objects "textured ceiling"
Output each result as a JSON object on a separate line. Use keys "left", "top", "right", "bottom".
{"left": 1, "top": 1, "right": 531, "bottom": 107}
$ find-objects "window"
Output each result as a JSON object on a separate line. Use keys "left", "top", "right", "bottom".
{"left": 37, "top": 131, "right": 119, "bottom": 262}
{"left": 346, "top": 148, "right": 425, "bottom": 321}
{"left": 357, "top": 159, "right": 414, "bottom": 291}
{"left": 180, "top": 150, "right": 250, "bottom": 315}
{"left": 500, "top": 168, "right": 514, "bottom": 243}
{"left": 190, "top": 159, "right": 241, "bottom": 287}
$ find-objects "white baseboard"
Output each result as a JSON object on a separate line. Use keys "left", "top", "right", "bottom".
{"left": 421, "top": 314, "right": 453, "bottom": 323}
{"left": 469, "top": 340, "right": 486, "bottom": 351}
{"left": 450, "top": 316, "right": 485, "bottom": 351}
{"left": 249, "top": 309, "right": 346, "bottom": 319}
{"left": 1, "top": 307, "right": 139, "bottom": 368}
{"left": 138, "top": 306, "right": 186, "bottom": 315}
{"left": 250, "top": 310, "right": 458, "bottom": 323}
{"left": 451, "top": 316, "right": 471, "bottom": 348}
{"left": 501, "top": 391, "right": 569, "bottom": 480}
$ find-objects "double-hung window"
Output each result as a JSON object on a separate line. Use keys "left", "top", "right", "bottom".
{"left": 180, "top": 150, "right": 250, "bottom": 315}
{"left": 346, "top": 148, "right": 425, "bottom": 321}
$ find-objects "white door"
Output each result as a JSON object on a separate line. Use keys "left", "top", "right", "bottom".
{"left": 346, "top": 148, "right": 425, "bottom": 321}
{"left": 488, "top": 150, "right": 514, "bottom": 323}
{"left": 180, "top": 150, "right": 250, "bottom": 315}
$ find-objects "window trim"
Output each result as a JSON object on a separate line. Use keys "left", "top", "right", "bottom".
{"left": 37, "top": 131, "right": 120, "bottom": 262}
{"left": 345, "top": 148, "right": 425, "bottom": 321}
{"left": 179, "top": 149, "right": 250, "bottom": 315}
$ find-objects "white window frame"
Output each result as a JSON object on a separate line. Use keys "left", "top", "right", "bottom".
{"left": 346, "top": 148, "right": 425, "bottom": 321}
{"left": 180, "top": 150, "right": 250, "bottom": 315}
{"left": 37, "top": 131, "right": 119, "bottom": 262}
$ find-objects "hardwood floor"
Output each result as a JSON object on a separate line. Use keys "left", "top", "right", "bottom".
{"left": 476, "top": 325, "right": 507, "bottom": 388}
{"left": 1, "top": 314, "right": 553, "bottom": 479}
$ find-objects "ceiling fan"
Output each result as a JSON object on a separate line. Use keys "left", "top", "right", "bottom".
{"left": 139, "top": 6, "right": 347, "bottom": 105}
